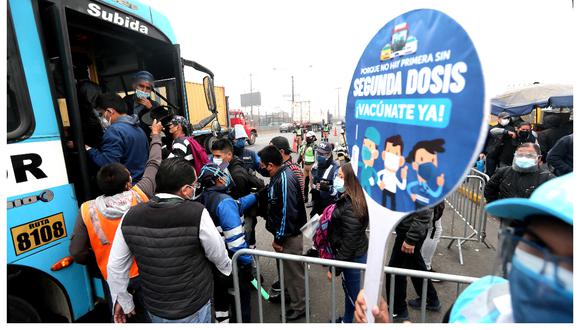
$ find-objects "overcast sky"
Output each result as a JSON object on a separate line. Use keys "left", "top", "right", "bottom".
{"left": 141, "top": 0, "right": 575, "bottom": 122}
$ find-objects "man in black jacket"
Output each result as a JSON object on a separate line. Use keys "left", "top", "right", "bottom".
{"left": 537, "top": 113, "right": 573, "bottom": 161}
{"left": 484, "top": 143, "right": 555, "bottom": 203}
{"left": 258, "top": 145, "right": 307, "bottom": 321}
{"left": 211, "top": 138, "right": 253, "bottom": 199}
{"left": 495, "top": 121, "right": 537, "bottom": 168}
{"left": 482, "top": 112, "right": 515, "bottom": 175}
{"left": 547, "top": 134, "right": 573, "bottom": 176}
{"left": 385, "top": 208, "right": 440, "bottom": 322}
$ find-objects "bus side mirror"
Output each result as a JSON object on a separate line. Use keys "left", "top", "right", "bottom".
{"left": 203, "top": 75, "right": 217, "bottom": 113}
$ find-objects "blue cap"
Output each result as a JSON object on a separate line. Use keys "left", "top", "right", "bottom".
{"left": 133, "top": 71, "right": 155, "bottom": 85}
{"left": 485, "top": 173, "right": 573, "bottom": 226}
{"left": 364, "top": 126, "right": 380, "bottom": 146}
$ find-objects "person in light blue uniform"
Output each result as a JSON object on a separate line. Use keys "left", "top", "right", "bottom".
{"left": 197, "top": 163, "right": 256, "bottom": 323}
{"left": 405, "top": 139, "right": 446, "bottom": 209}
{"left": 448, "top": 173, "right": 572, "bottom": 323}
{"left": 359, "top": 127, "right": 381, "bottom": 196}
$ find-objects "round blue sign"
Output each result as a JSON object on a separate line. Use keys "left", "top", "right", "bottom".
{"left": 346, "top": 9, "right": 486, "bottom": 213}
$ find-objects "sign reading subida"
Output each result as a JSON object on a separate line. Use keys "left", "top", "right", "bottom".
{"left": 87, "top": 2, "right": 149, "bottom": 35}
{"left": 345, "top": 9, "right": 487, "bottom": 322}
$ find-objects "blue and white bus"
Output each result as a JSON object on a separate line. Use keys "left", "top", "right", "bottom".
{"left": 7, "top": 0, "right": 218, "bottom": 321}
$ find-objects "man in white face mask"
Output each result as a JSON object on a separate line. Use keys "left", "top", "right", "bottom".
{"left": 484, "top": 143, "right": 555, "bottom": 203}
{"left": 377, "top": 135, "right": 408, "bottom": 211}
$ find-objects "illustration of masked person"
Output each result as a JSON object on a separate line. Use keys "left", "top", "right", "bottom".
{"left": 406, "top": 139, "right": 445, "bottom": 209}
{"left": 359, "top": 127, "right": 380, "bottom": 196}
{"left": 377, "top": 135, "right": 408, "bottom": 210}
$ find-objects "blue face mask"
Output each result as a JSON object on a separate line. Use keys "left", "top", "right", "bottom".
{"left": 509, "top": 249, "right": 573, "bottom": 323}
{"left": 333, "top": 177, "right": 345, "bottom": 193}
{"left": 317, "top": 155, "right": 329, "bottom": 166}
{"left": 417, "top": 162, "right": 437, "bottom": 181}
{"left": 514, "top": 156, "right": 537, "bottom": 169}
{"left": 362, "top": 146, "right": 372, "bottom": 161}
{"left": 235, "top": 139, "right": 246, "bottom": 149}
{"left": 135, "top": 89, "right": 150, "bottom": 99}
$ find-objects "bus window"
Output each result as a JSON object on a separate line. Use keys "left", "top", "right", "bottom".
{"left": 7, "top": 12, "right": 35, "bottom": 142}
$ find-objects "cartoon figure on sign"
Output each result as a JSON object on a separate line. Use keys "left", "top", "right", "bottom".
{"left": 360, "top": 127, "right": 380, "bottom": 195}
{"left": 405, "top": 139, "right": 446, "bottom": 208}
{"left": 377, "top": 135, "right": 408, "bottom": 211}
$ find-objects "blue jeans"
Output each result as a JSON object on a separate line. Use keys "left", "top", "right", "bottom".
{"left": 340, "top": 255, "right": 367, "bottom": 323}
{"left": 148, "top": 300, "right": 212, "bottom": 323}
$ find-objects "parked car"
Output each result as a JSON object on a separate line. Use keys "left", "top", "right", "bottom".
{"left": 279, "top": 123, "right": 293, "bottom": 133}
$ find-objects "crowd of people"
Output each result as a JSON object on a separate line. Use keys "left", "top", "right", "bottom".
{"left": 67, "top": 78, "right": 573, "bottom": 324}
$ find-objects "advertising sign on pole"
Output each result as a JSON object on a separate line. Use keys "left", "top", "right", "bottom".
{"left": 345, "top": 9, "right": 488, "bottom": 322}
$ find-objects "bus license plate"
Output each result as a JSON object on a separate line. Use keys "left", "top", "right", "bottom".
{"left": 11, "top": 213, "right": 68, "bottom": 256}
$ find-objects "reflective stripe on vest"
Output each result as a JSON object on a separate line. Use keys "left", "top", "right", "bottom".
{"left": 80, "top": 186, "right": 147, "bottom": 280}
{"left": 322, "top": 164, "right": 335, "bottom": 180}
{"left": 450, "top": 275, "right": 510, "bottom": 323}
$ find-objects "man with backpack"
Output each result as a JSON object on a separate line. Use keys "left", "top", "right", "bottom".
{"left": 167, "top": 115, "right": 209, "bottom": 175}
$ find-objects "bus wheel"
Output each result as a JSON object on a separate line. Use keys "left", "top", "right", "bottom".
{"left": 8, "top": 295, "right": 41, "bottom": 322}
{"left": 248, "top": 131, "right": 257, "bottom": 145}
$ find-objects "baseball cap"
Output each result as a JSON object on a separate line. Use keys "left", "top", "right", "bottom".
{"left": 485, "top": 173, "right": 573, "bottom": 226}
{"left": 198, "top": 162, "right": 231, "bottom": 188}
{"left": 497, "top": 112, "right": 511, "bottom": 119}
{"left": 270, "top": 136, "right": 292, "bottom": 153}
{"left": 316, "top": 142, "right": 332, "bottom": 155}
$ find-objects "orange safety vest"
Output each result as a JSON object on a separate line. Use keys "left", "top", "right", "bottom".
{"left": 80, "top": 186, "right": 148, "bottom": 280}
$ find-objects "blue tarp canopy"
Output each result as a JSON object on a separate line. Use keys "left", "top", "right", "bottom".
{"left": 490, "top": 84, "right": 573, "bottom": 116}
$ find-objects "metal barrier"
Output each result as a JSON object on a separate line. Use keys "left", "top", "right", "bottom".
{"left": 232, "top": 248, "right": 478, "bottom": 323}
{"left": 441, "top": 168, "right": 492, "bottom": 265}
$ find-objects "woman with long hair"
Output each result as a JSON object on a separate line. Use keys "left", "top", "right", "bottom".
{"left": 327, "top": 162, "right": 369, "bottom": 323}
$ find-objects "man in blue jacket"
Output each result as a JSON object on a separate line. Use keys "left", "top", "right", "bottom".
{"left": 257, "top": 145, "right": 307, "bottom": 321}
{"left": 197, "top": 163, "right": 256, "bottom": 323}
{"left": 87, "top": 93, "right": 149, "bottom": 181}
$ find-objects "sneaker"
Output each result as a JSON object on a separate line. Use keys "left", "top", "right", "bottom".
{"left": 392, "top": 310, "right": 410, "bottom": 322}
{"left": 271, "top": 280, "right": 281, "bottom": 291}
{"left": 429, "top": 269, "right": 442, "bottom": 283}
{"left": 284, "top": 309, "right": 306, "bottom": 321}
{"left": 408, "top": 297, "right": 441, "bottom": 312}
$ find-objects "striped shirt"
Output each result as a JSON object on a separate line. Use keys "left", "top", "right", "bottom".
{"left": 284, "top": 158, "right": 305, "bottom": 201}
{"left": 168, "top": 137, "right": 193, "bottom": 162}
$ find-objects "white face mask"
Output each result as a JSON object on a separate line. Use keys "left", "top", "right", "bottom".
{"left": 513, "top": 248, "right": 573, "bottom": 291}
{"left": 383, "top": 152, "right": 400, "bottom": 171}
{"left": 500, "top": 119, "right": 510, "bottom": 126}
{"left": 213, "top": 157, "right": 223, "bottom": 166}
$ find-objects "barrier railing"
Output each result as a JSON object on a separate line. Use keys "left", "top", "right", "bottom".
{"left": 232, "top": 248, "right": 478, "bottom": 323}
{"left": 441, "top": 168, "right": 492, "bottom": 265}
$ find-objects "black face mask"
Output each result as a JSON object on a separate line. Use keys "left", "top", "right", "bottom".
{"left": 258, "top": 166, "right": 271, "bottom": 177}
{"left": 518, "top": 130, "right": 530, "bottom": 139}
